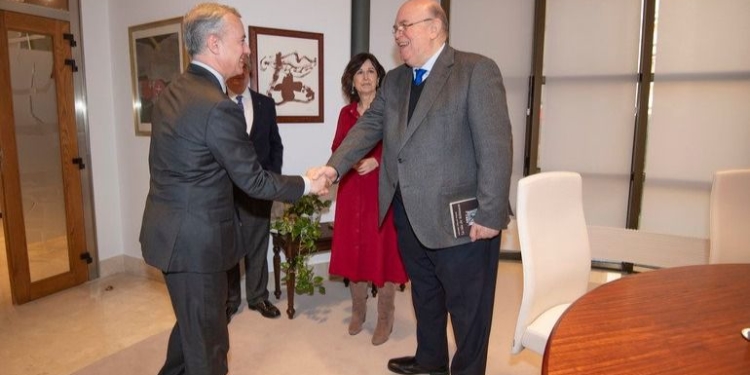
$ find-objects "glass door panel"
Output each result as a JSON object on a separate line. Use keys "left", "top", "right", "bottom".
{"left": 8, "top": 31, "right": 69, "bottom": 281}
{"left": 1, "top": 10, "right": 88, "bottom": 304}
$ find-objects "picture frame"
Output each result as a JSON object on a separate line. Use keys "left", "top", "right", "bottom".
{"left": 128, "top": 17, "right": 187, "bottom": 136}
{"left": 249, "top": 26, "right": 324, "bottom": 123}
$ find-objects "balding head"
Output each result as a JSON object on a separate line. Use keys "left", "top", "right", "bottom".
{"left": 394, "top": 0, "right": 449, "bottom": 67}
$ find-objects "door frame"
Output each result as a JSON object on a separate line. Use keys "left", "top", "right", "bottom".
{"left": 0, "top": 10, "right": 89, "bottom": 303}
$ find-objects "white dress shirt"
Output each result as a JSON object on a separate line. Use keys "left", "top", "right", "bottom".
{"left": 229, "top": 87, "right": 255, "bottom": 135}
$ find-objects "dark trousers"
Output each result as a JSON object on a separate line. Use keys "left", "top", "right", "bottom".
{"left": 393, "top": 195, "right": 500, "bottom": 375}
{"left": 228, "top": 201, "right": 273, "bottom": 307}
{"left": 160, "top": 271, "right": 229, "bottom": 375}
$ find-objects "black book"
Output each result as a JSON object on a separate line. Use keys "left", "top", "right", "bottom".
{"left": 449, "top": 197, "right": 478, "bottom": 238}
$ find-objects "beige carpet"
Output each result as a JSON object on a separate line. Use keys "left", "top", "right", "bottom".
{"left": 71, "top": 262, "right": 543, "bottom": 375}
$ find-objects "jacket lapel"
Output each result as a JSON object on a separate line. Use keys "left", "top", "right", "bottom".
{"left": 400, "top": 47, "right": 454, "bottom": 151}
{"left": 249, "top": 91, "right": 261, "bottom": 139}
{"left": 395, "top": 66, "right": 412, "bottom": 146}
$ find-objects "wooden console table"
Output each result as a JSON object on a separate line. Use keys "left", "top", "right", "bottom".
{"left": 271, "top": 222, "right": 333, "bottom": 319}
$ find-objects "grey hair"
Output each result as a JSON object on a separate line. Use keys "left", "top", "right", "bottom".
{"left": 183, "top": 3, "right": 241, "bottom": 58}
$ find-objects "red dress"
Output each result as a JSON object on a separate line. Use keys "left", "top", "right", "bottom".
{"left": 328, "top": 102, "right": 408, "bottom": 286}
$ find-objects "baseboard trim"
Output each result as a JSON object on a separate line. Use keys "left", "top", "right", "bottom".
{"left": 98, "top": 255, "right": 163, "bottom": 282}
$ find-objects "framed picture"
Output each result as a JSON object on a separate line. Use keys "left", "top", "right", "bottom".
{"left": 128, "top": 17, "right": 187, "bottom": 136}
{"left": 249, "top": 26, "right": 324, "bottom": 123}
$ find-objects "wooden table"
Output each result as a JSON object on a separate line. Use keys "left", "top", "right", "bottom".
{"left": 271, "top": 222, "right": 332, "bottom": 319}
{"left": 543, "top": 264, "right": 750, "bottom": 375}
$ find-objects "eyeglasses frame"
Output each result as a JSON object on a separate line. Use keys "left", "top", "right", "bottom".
{"left": 392, "top": 18, "right": 434, "bottom": 35}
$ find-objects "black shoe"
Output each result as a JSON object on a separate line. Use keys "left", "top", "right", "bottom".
{"left": 226, "top": 305, "right": 239, "bottom": 323}
{"left": 248, "top": 300, "right": 281, "bottom": 318}
{"left": 387, "top": 356, "right": 449, "bottom": 375}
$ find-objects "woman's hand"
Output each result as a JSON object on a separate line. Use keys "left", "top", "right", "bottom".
{"left": 354, "top": 157, "right": 379, "bottom": 175}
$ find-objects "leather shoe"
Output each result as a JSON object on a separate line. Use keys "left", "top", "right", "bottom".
{"left": 387, "top": 356, "right": 449, "bottom": 375}
{"left": 226, "top": 305, "right": 239, "bottom": 323}
{"left": 248, "top": 300, "right": 281, "bottom": 318}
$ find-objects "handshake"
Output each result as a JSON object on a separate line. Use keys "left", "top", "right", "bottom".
{"left": 306, "top": 165, "right": 338, "bottom": 196}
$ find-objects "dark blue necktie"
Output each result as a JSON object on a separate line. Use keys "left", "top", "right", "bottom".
{"left": 235, "top": 94, "right": 244, "bottom": 110}
{"left": 414, "top": 68, "right": 427, "bottom": 85}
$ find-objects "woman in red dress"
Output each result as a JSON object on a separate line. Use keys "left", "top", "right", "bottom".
{"left": 329, "top": 53, "right": 408, "bottom": 345}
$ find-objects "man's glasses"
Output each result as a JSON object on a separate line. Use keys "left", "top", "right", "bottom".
{"left": 392, "top": 18, "right": 434, "bottom": 35}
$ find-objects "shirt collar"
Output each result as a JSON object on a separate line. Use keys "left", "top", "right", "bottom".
{"left": 191, "top": 60, "right": 228, "bottom": 94}
{"left": 413, "top": 43, "right": 446, "bottom": 79}
{"left": 229, "top": 86, "right": 251, "bottom": 101}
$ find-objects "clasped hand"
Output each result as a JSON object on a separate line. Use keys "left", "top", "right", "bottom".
{"left": 306, "top": 166, "right": 337, "bottom": 196}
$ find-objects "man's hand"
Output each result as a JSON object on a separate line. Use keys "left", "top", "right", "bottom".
{"left": 469, "top": 223, "right": 500, "bottom": 242}
{"left": 305, "top": 166, "right": 337, "bottom": 196}
{"left": 354, "top": 158, "right": 379, "bottom": 175}
{"left": 307, "top": 166, "right": 338, "bottom": 183}
{"left": 307, "top": 173, "right": 331, "bottom": 196}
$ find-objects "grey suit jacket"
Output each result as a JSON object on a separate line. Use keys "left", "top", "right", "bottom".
{"left": 328, "top": 46, "right": 512, "bottom": 249}
{"left": 140, "top": 64, "right": 304, "bottom": 273}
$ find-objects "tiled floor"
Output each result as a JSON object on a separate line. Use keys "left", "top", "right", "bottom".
{"left": 0, "top": 270, "right": 174, "bottom": 375}
{"left": 0, "top": 245, "right": 619, "bottom": 375}
{"left": 0, "top": 220, "right": 172, "bottom": 371}
{"left": 0, "top": 235, "right": 174, "bottom": 374}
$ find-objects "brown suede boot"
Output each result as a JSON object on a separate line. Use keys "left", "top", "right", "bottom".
{"left": 348, "top": 282, "right": 368, "bottom": 335}
{"left": 372, "top": 282, "right": 396, "bottom": 345}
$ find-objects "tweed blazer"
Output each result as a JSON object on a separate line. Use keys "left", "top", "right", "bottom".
{"left": 328, "top": 46, "right": 513, "bottom": 249}
{"left": 140, "top": 64, "right": 304, "bottom": 273}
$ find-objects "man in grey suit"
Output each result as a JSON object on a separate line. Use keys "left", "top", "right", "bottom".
{"left": 312, "top": 1, "right": 512, "bottom": 374}
{"left": 139, "top": 3, "right": 327, "bottom": 375}
{"left": 226, "top": 62, "right": 283, "bottom": 320}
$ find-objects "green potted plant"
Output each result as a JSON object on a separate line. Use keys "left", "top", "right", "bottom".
{"left": 271, "top": 195, "right": 332, "bottom": 295}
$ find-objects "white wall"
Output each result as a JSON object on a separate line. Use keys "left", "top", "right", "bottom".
{"left": 451, "top": 0, "right": 535, "bottom": 210}
{"left": 370, "top": 0, "right": 403, "bottom": 71}
{"left": 81, "top": 0, "right": 124, "bottom": 261}
{"left": 81, "top": 0, "right": 352, "bottom": 261}
{"left": 80, "top": 0, "right": 535, "bottom": 263}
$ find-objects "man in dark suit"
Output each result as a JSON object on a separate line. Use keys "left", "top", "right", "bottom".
{"left": 139, "top": 4, "right": 327, "bottom": 375}
{"left": 226, "top": 62, "right": 283, "bottom": 320}
{"left": 312, "top": 1, "right": 512, "bottom": 374}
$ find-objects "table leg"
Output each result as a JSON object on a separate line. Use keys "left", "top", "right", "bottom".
{"left": 286, "top": 267, "right": 296, "bottom": 319}
{"left": 273, "top": 242, "right": 281, "bottom": 299}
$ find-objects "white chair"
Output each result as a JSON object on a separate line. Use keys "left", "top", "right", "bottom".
{"left": 709, "top": 169, "right": 750, "bottom": 264}
{"left": 511, "top": 172, "right": 591, "bottom": 355}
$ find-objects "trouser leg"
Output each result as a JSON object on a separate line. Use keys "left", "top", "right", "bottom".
{"left": 440, "top": 236, "right": 500, "bottom": 375}
{"left": 243, "top": 223, "right": 271, "bottom": 305}
{"left": 226, "top": 263, "right": 242, "bottom": 309}
{"left": 158, "top": 323, "right": 185, "bottom": 375}
{"left": 393, "top": 196, "right": 450, "bottom": 368}
{"left": 163, "top": 271, "right": 229, "bottom": 375}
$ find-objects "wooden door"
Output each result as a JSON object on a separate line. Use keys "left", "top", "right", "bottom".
{"left": 0, "top": 10, "right": 88, "bottom": 304}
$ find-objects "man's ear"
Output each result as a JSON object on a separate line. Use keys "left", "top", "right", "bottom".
{"left": 428, "top": 22, "right": 440, "bottom": 40}
{"left": 206, "top": 33, "right": 221, "bottom": 55}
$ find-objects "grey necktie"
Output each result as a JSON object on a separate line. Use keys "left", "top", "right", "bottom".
{"left": 235, "top": 94, "right": 244, "bottom": 110}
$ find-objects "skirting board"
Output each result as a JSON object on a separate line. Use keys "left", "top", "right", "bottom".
{"left": 99, "top": 255, "right": 163, "bottom": 282}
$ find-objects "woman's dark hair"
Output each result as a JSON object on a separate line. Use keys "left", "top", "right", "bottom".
{"left": 341, "top": 52, "right": 386, "bottom": 103}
